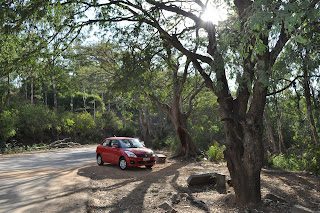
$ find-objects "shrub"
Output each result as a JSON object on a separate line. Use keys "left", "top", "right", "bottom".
{"left": 0, "top": 110, "right": 17, "bottom": 152}
{"left": 16, "top": 104, "right": 55, "bottom": 143}
{"left": 206, "top": 142, "right": 226, "bottom": 161}
{"left": 74, "top": 112, "right": 96, "bottom": 138}
{"left": 269, "top": 144, "right": 320, "bottom": 175}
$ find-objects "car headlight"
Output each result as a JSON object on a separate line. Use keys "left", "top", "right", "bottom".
{"left": 125, "top": 151, "right": 137, "bottom": 158}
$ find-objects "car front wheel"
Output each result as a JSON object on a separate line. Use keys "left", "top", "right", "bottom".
{"left": 146, "top": 165, "right": 153, "bottom": 169}
{"left": 119, "top": 157, "right": 127, "bottom": 170}
{"left": 97, "top": 154, "right": 104, "bottom": 166}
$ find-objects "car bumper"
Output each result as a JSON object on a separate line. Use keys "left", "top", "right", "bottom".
{"left": 127, "top": 156, "right": 156, "bottom": 167}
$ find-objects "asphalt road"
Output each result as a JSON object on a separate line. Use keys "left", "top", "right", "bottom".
{"left": 0, "top": 146, "right": 97, "bottom": 213}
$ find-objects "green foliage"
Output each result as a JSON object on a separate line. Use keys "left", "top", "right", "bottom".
{"left": 0, "top": 110, "right": 17, "bottom": 151}
{"left": 206, "top": 142, "right": 226, "bottom": 161}
{"left": 102, "top": 110, "right": 123, "bottom": 133}
{"left": 60, "top": 112, "right": 76, "bottom": 135}
{"left": 16, "top": 104, "right": 55, "bottom": 142}
{"left": 165, "top": 135, "right": 179, "bottom": 152}
{"left": 189, "top": 90, "right": 224, "bottom": 150}
{"left": 0, "top": 110, "right": 17, "bottom": 140}
{"left": 74, "top": 112, "right": 96, "bottom": 137}
{"left": 269, "top": 144, "right": 320, "bottom": 175}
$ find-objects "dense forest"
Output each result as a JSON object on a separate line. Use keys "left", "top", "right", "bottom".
{"left": 0, "top": 0, "right": 319, "bottom": 205}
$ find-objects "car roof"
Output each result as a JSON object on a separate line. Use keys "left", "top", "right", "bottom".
{"left": 105, "top": 137, "right": 136, "bottom": 140}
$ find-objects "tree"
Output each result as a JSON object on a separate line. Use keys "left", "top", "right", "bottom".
{"left": 3, "top": 0, "right": 319, "bottom": 205}
{"left": 71, "top": 0, "right": 318, "bottom": 204}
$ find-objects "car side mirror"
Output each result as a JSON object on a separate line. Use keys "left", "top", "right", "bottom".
{"left": 112, "top": 145, "right": 118, "bottom": 149}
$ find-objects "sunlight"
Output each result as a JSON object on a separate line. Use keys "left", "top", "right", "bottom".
{"left": 201, "top": 5, "right": 228, "bottom": 25}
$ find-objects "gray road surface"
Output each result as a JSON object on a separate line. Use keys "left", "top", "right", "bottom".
{"left": 0, "top": 146, "right": 97, "bottom": 213}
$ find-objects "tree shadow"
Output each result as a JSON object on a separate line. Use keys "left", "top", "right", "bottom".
{"left": 78, "top": 161, "right": 216, "bottom": 213}
{"left": 261, "top": 168, "right": 320, "bottom": 211}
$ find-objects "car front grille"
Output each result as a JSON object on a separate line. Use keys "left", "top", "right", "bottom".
{"left": 138, "top": 160, "right": 155, "bottom": 164}
{"left": 137, "top": 153, "right": 153, "bottom": 157}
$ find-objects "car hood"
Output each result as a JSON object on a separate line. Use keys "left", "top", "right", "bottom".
{"left": 123, "top": 148, "right": 153, "bottom": 155}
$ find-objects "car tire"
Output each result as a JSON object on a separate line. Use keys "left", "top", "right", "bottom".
{"left": 97, "top": 154, "right": 104, "bottom": 166}
{"left": 146, "top": 165, "right": 153, "bottom": 169}
{"left": 119, "top": 157, "right": 127, "bottom": 170}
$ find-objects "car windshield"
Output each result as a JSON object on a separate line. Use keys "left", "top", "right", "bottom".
{"left": 119, "top": 139, "right": 144, "bottom": 148}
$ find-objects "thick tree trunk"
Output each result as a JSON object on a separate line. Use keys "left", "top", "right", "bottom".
{"left": 172, "top": 115, "right": 200, "bottom": 159}
{"left": 222, "top": 110, "right": 265, "bottom": 205}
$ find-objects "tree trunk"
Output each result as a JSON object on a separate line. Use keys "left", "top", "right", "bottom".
{"left": 94, "top": 96, "right": 96, "bottom": 122}
{"left": 31, "top": 77, "right": 34, "bottom": 104}
{"left": 70, "top": 94, "right": 73, "bottom": 113}
{"left": 273, "top": 93, "right": 286, "bottom": 153}
{"left": 25, "top": 78, "right": 28, "bottom": 100}
{"left": 293, "top": 85, "right": 304, "bottom": 122}
{"left": 303, "top": 69, "right": 319, "bottom": 145}
{"left": 221, "top": 97, "right": 265, "bottom": 205}
{"left": 82, "top": 87, "right": 86, "bottom": 112}
{"left": 52, "top": 75, "right": 58, "bottom": 112}
{"left": 3, "top": 75, "right": 10, "bottom": 110}
{"left": 172, "top": 117, "right": 200, "bottom": 158}
{"left": 138, "top": 107, "right": 152, "bottom": 147}
{"left": 264, "top": 109, "right": 277, "bottom": 153}
{"left": 311, "top": 87, "right": 320, "bottom": 132}
{"left": 170, "top": 94, "right": 200, "bottom": 158}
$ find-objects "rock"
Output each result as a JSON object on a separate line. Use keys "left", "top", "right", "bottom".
{"left": 187, "top": 172, "right": 226, "bottom": 193}
{"left": 159, "top": 202, "right": 172, "bottom": 211}
{"left": 186, "top": 196, "right": 208, "bottom": 211}
{"left": 171, "top": 194, "right": 180, "bottom": 204}
{"left": 291, "top": 205, "right": 314, "bottom": 213}
{"left": 187, "top": 173, "right": 216, "bottom": 186}
{"left": 265, "top": 194, "right": 286, "bottom": 203}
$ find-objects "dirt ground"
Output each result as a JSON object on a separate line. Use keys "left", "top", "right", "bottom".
{"left": 78, "top": 157, "right": 320, "bottom": 213}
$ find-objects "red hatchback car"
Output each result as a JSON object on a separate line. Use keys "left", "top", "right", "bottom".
{"left": 96, "top": 137, "right": 156, "bottom": 170}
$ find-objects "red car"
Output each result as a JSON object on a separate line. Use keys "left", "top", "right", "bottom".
{"left": 96, "top": 137, "right": 156, "bottom": 170}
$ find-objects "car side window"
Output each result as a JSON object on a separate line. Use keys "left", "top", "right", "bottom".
{"left": 102, "top": 140, "right": 110, "bottom": 147}
{"left": 111, "top": 140, "right": 119, "bottom": 147}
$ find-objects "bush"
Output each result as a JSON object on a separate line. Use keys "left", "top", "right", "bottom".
{"left": 74, "top": 112, "right": 96, "bottom": 138}
{"left": 206, "top": 142, "right": 226, "bottom": 161}
{"left": 0, "top": 110, "right": 17, "bottom": 150}
{"left": 16, "top": 104, "right": 55, "bottom": 143}
{"left": 269, "top": 144, "right": 320, "bottom": 175}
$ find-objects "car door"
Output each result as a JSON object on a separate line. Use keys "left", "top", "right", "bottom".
{"left": 101, "top": 140, "right": 111, "bottom": 163}
{"left": 109, "top": 140, "right": 120, "bottom": 164}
